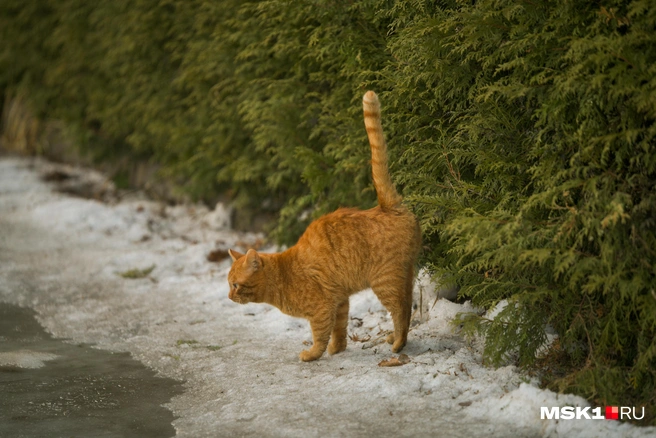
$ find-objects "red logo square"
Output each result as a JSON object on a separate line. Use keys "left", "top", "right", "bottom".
{"left": 605, "top": 406, "right": 619, "bottom": 420}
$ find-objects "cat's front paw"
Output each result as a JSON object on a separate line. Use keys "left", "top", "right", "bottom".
{"left": 299, "top": 349, "right": 322, "bottom": 362}
{"left": 386, "top": 333, "right": 395, "bottom": 344}
{"left": 327, "top": 340, "right": 346, "bottom": 355}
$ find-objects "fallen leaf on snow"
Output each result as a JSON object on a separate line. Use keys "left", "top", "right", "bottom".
{"left": 118, "top": 264, "right": 156, "bottom": 279}
{"left": 348, "top": 333, "right": 371, "bottom": 342}
{"left": 207, "top": 249, "right": 230, "bottom": 262}
{"left": 378, "top": 354, "right": 411, "bottom": 367}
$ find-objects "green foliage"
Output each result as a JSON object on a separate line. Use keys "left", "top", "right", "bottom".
{"left": 390, "top": 0, "right": 656, "bottom": 418}
{"left": 2, "top": 0, "right": 655, "bottom": 420}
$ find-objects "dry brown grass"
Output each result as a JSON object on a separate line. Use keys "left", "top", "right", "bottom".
{"left": 1, "top": 93, "right": 42, "bottom": 154}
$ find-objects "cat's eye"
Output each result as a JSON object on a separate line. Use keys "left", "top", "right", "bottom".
{"left": 232, "top": 283, "right": 238, "bottom": 289}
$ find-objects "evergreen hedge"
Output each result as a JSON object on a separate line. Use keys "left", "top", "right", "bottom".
{"left": 2, "top": 0, "right": 654, "bottom": 421}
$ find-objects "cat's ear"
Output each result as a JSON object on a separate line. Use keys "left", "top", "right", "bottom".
{"left": 245, "top": 249, "right": 262, "bottom": 271}
{"left": 228, "top": 249, "right": 244, "bottom": 262}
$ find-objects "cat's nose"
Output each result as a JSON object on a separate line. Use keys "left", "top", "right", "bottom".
{"left": 228, "top": 289, "right": 235, "bottom": 301}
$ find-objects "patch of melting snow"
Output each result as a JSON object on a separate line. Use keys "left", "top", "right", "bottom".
{"left": 0, "top": 349, "right": 58, "bottom": 368}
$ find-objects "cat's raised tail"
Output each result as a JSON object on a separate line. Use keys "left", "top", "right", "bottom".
{"left": 363, "top": 91, "right": 403, "bottom": 209}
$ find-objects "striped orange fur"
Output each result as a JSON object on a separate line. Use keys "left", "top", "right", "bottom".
{"left": 228, "top": 91, "right": 421, "bottom": 361}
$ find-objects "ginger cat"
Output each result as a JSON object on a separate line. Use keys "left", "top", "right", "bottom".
{"left": 227, "top": 91, "right": 421, "bottom": 361}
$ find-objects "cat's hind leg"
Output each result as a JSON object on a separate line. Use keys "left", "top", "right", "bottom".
{"left": 372, "top": 268, "right": 413, "bottom": 353}
{"left": 328, "top": 300, "right": 349, "bottom": 355}
{"left": 299, "top": 311, "right": 335, "bottom": 362}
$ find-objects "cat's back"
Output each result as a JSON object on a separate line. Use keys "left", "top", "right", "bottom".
{"left": 289, "top": 206, "right": 419, "bottom": 294}
{"left": 297, "top": 205, "right": 420, "bottom": 268}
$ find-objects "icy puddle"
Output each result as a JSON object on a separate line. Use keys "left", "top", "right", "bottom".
{"left": 0, "top": 303, "right": 183, "bottom": 437}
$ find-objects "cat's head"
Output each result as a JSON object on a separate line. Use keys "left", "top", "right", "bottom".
{"left": 227, "top": 249, "right": 265, "bottom": 304}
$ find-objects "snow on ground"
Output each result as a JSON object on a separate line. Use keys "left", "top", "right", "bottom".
{"left": 0, "top": 156, "right": 652, "bottom": 437}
